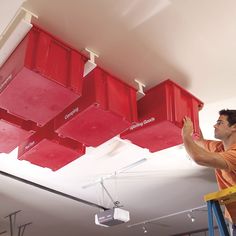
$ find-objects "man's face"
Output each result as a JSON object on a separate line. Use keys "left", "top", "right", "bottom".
{"left": 214, "top": 115, "right": 233, "bottom": 140}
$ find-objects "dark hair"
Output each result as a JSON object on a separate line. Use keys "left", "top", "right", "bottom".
{"left": 219, "top": 109, "right": 236, "bottom": 126}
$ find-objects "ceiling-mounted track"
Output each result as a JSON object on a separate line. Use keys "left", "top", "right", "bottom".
{"left": 0, "top": 170, "right": 109, "bottom": 211}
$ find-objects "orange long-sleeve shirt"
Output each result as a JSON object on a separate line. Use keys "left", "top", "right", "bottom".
{"left": 203, "top": 140, "right": 236, "bottom": 222}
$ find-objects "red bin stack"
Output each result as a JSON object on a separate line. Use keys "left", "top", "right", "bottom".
{"left": 0, "top": 23, "right": 204, "bottom": 170}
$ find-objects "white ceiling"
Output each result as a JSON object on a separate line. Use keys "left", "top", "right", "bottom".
{"left": 0, "top": 0, "right": 236, "bottom": 235}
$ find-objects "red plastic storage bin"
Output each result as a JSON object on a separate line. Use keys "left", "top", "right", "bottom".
{"left": 0, "top": 25, "right": 85, "bottom": 126}
{"left": 0, "top": 108, "right": 37, "bottom": 153}
{"left": 120, "top": 79, "right": 203, "bottom": 152}
{"left": 18, "top": 126, "right": 86, "bottom": 171}
{"left": 54, "top": 67, "right": 137, "bottom": 147}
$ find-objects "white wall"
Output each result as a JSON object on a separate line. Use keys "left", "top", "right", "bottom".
{"left": 199, "top": 96, "right": 236, "bottom": 139}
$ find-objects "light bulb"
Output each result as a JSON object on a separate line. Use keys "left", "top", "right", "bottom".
{"left": 187, "top": 212, "right": 195, "bottom": 223}
{"left": 142, "top": 226, "right": 148, "bottom": 234}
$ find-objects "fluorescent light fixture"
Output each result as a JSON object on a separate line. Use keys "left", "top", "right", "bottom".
{"left": 0, "top": 7, "right": 37, "bottom": 67}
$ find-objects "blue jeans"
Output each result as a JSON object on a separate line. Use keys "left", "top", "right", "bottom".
{"left": 229, "top": 222, "right": 236, "bottom": 236}
{"left": 233, "top": 224, "right": 236, "bottom": 236}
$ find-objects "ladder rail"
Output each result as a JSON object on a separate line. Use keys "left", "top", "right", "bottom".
{"left": 204, "top": 187, "right": 236, "bottom": 236}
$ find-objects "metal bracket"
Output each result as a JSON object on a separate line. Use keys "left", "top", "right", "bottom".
{"left": 83, "top": 48, "right": 99, "bottom": 77}
{"left": 18, "top": 222, "right": 32, "bottom": 236}
{"left": 134, "top": 79, "right": 146, "bottom": 95}
{"left": 5, "top": 210, "right": 21, "bottom": 236}
{"left": 100, "top": 180, "right": 122, "bottom": 208}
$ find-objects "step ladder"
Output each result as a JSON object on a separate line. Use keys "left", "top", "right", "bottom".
{"left": 204, "top": 186, "right": 236, "bottom": 236}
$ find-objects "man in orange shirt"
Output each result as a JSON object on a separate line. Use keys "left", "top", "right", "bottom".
{"left": 182, "top": 109, "right": 236, "bottom": 235}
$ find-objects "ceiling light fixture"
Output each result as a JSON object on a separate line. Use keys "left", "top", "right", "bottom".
{"left": 187, "top": 212, "right": 195, "bottom": 223}
{"left": 142, "top": 225, "right": 148, "bottom": 234}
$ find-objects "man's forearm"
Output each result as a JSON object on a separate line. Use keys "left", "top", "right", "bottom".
{"left": 183, "top": 135, "right": 228, "bottom": 169}
{"left": 183, "top": 135, "right": 210, "bottom": 165}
